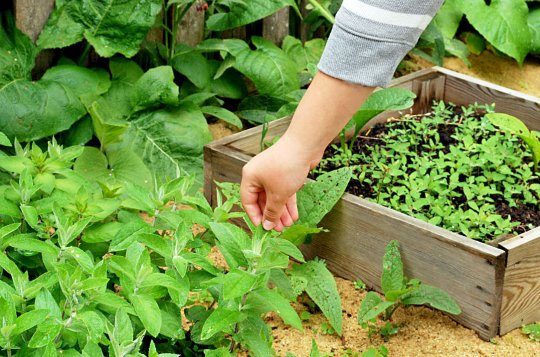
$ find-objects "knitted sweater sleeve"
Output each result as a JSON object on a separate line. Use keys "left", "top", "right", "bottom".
{"left": 318, "top": 0, "right": 444, "bottom": 87}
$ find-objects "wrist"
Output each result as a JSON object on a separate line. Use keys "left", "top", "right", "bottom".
{"left": 278, "top": 131, "right": 325, "bottom": 169}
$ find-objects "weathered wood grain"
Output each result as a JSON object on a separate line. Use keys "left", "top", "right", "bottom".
{"left": 302, "top": 195, "right": 506, "bottom": 340}
{"left": 263, "top": 8, "right": 290, "bottom": 46}
{"left": 499, "top": 227, "right": 540, "bottom": 334}
{"left": 176, "top": 4, "right": 204, "bottom": 47}
{"left": 438, "top": 67, "right": 540, "bottom": 130}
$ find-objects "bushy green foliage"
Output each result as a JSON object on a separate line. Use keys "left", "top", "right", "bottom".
{"left": 0, "top": 135, "right": 350, "bottom": 356}
{"left": 417, "top": 0, "right": 539, "bottom": 65}
{"left": 316, "top": 102, "right": 540, "bottom": 241}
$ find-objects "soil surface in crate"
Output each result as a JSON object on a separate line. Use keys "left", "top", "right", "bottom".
{"left": 310, "top": 106, "right": 540, "bottom": 242}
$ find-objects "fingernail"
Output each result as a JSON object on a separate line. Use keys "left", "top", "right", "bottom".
{"left": 263, "top": 220, "right": 275, "bottom": 230}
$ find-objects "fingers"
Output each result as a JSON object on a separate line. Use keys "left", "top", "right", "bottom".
{"left": 262, "top": 193, "right": 287, "bottom": 231}
{"left": 240, "top": 169, "right": 263, "bottom": 226}
{"left": 286, "top": 194, "right": 299, "bottom": 221}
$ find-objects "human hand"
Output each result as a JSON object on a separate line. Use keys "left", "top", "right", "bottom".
{"left": 240, "top": 136, "right": 321, "bottom": 231}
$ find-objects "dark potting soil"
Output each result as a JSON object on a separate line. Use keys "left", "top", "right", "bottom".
{"left": 310, "top": 107, "right": 540, "bottom": 241}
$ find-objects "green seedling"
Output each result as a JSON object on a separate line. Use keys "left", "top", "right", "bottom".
{"left": 354, "top": 279, "right": 366, "bottom": 290}
{"left": 358, "top": 240, "right": 461, "bottom": 341}
{"left": 522, "top": 323, "right": 540, "bottom": 342}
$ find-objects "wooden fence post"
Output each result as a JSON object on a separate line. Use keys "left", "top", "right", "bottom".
{"left": 14, "top": 0, "right": 54, "bottom": 42}
{"left": 176, "top": 4, "right": 204, "bottom": 47}
{"left": 262, "top": 8, "right": 289, "bottom": 46}
{"left": 14, "top": 0, "right": 55, "bottom": 76}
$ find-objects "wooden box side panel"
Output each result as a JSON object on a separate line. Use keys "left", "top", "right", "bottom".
{"left": 439, "top": 68, "right": 540, "bottom": 131}
{"left": 499, "top": 227, "right": 540, "bottom": 334}
{"left": 301, "top": 197, "right": 506, "bottom": 340}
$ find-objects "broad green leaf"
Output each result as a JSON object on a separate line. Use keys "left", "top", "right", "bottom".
{"left": 38, "top": 0, "right": 162, "bottom": 57}
{"left": 41, "top": 65, "right": 111, "bottom": 102}
{"left": 529, "top": 8, "right": 540, "bottom": 54}
{"left": 61, "top": 115, "right": 94, "bottom": 146}
{"left": 236, "top": 95, "right": 288, "bottom": 124}
{"left": 0, "top": 19, "right": 37, "bottom": 87}
{"left": 64, "top": 246, "right": 94, "bottom": 273}
{"left": 159, "top": 302, "right": 185, "bottom": 340}
{"left": 28, "top": 322, "right": 62, "bottom": 348}
{"left": 77, "top": 311, "right": 105, "bottom": 342}
{"left": 0, "top": 131, "right": 11, "bottom": 146}
{"left": 462, "top": 0, "right": 531, "bottom": 64}
{"left": 13, "top": 309, "right": 49, "bottom": 335}
{"left": 9, "top": 238, "right": 60, "bottom": 256}
{"left": 117, "top": 103, "right": 212, "bottom": 184}
{"left": 280, "top": 224, "right": 324, "bottom": 246}
{"left": 130, "top": 294, "right": 162, "bottom": 337}
{"left": 401, "top": 284, "right": 462, "bottom": 315}
{"left": 236, "top": 317, "right": 273, "bottom": 357}
{"left": 226, "top": 37, "right": 300, "bottom": 97}
{"left": 352, "top": 88, "right": 416, "bottom": 130}
{"left": 272, "top": 238, "right": 305, "bottom": 262}
{"left": 207, "top": 0, "right": 295, "bottom": 31}
{"left": 201, "top": 307, "right": 246, "bottom": 340}
{"left": 217, "top": 269, "right": 259, "bottom": 300}
{"left": 90, "top": 63, "right": 179, "bottom": 124}
{"left": 209, "top": 222, "right": 251, "bottom": 268}
{"left": 113, "top": 308, "right": 133, "bottom": 345}
{"left": 357, "top": 291, "right": 395, "bottom": 323}
{"left": 297, "top": 167, "right": 353, "bottom": 227}
{"left": 0, "top": 297, "right": 16, "bottom": 326}
{"left": 282, "top": 36, "right": 325, "bottom": 72}
{"left": 381, "top": 240, "right": 405, "bottom": 295}
{"left": 291, "top": 260, "right": 342, "bottom": 335}
{"left": 432, "top": 0, "right": 463, "bottom": 38}
{"left": 202, "top": 106, "right": 243, "bottom": 129}
{"left": 37, "top": 0, "right": 84, "bottom": 49}
{"left": 0, "top": 223, "right": 20, "bottom": 241}
{"left": 246, "top": 288, "right": 303, "bottom": 330}
{"left": 35, "top": 288, "right": 62, "bottom": 320}
{"left": 24, "top": 272, "right": 58, "bottom": 300}
{"left": 486, "top": 113, "right": 530, "bottom": 136}
{"left": 74, "top": 147, "right": 152, "bottom": 188}
{"left": 0, "top": 79, "right": 86, "bottom": 141}
{"left": 173, "top": 50, "right": 214, "bottom": 89}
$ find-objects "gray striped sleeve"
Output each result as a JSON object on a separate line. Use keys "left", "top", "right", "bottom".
{"left": 318, "top": 0, "right": 444, "bottom": 87}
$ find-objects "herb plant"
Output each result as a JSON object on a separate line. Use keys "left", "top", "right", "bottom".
{"left": 0, "top": 134, "right": 350, "bottom": 356}
{"left": 314, "top": 102, "right": 540, "bottom": 242}
{"left": 358, "top": 240, "right": 461, "bottom": 341}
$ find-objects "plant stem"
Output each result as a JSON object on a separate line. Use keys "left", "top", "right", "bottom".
{"left": 78, "top": 43, "right": 92, "bottom": 66}
{"left": 384, "top": 303, "right": 400, "bottom": 321}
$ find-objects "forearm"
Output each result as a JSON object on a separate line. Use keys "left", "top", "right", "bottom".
{"left": 280, "top": 71, "right": 374, "bottom": 165}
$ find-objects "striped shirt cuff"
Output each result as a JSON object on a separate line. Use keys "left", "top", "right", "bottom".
{"left": 318, "top": 0, "right": 443, "bottom": 87}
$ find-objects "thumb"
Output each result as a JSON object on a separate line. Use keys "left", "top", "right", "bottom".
{"left": 262, "top": 193, "right": 287, "bottom": 230}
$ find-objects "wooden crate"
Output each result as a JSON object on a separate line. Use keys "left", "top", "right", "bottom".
{"left": 203, "top": 67, "right": 540, "bottom": 340}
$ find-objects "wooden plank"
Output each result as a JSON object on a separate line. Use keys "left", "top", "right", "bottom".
{"left": 439, "top": 67, "right": 540, "bottom": 130}
{"left": 411, "top": 74, "right": 446, "bottom": 114}
{"left": 301, "top": 195, "right": 506, "bottom": 341}
{"left": 499, "top": 227, "right": 540, "bottom": 334}
{"left": 176, "top": 4, "right": 204, "bottom": 47}
{"left": 263, "top": 8, "right": 290, "bottom": 46}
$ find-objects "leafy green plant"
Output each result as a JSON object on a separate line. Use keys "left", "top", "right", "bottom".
{"left": 419, "top": 0, "right": 539, "bottom": 65}
{"left": 358, "top": 240, "right": 461, "bottom": 341}
{"left": 522, "top": 322, "right": 540, "bottom": 342}
{"left": 0, "top": 134, "right": 350, "bottom": 355}
{"left": 486, "top": 112, "right": 540, "bottom": 170}
{"left": 315, "top": 102, "right": 540, "bottom": 242}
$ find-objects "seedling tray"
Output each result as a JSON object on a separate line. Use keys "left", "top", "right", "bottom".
{"left": 203, "top": 67, "right": 540, "bottom": 340}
